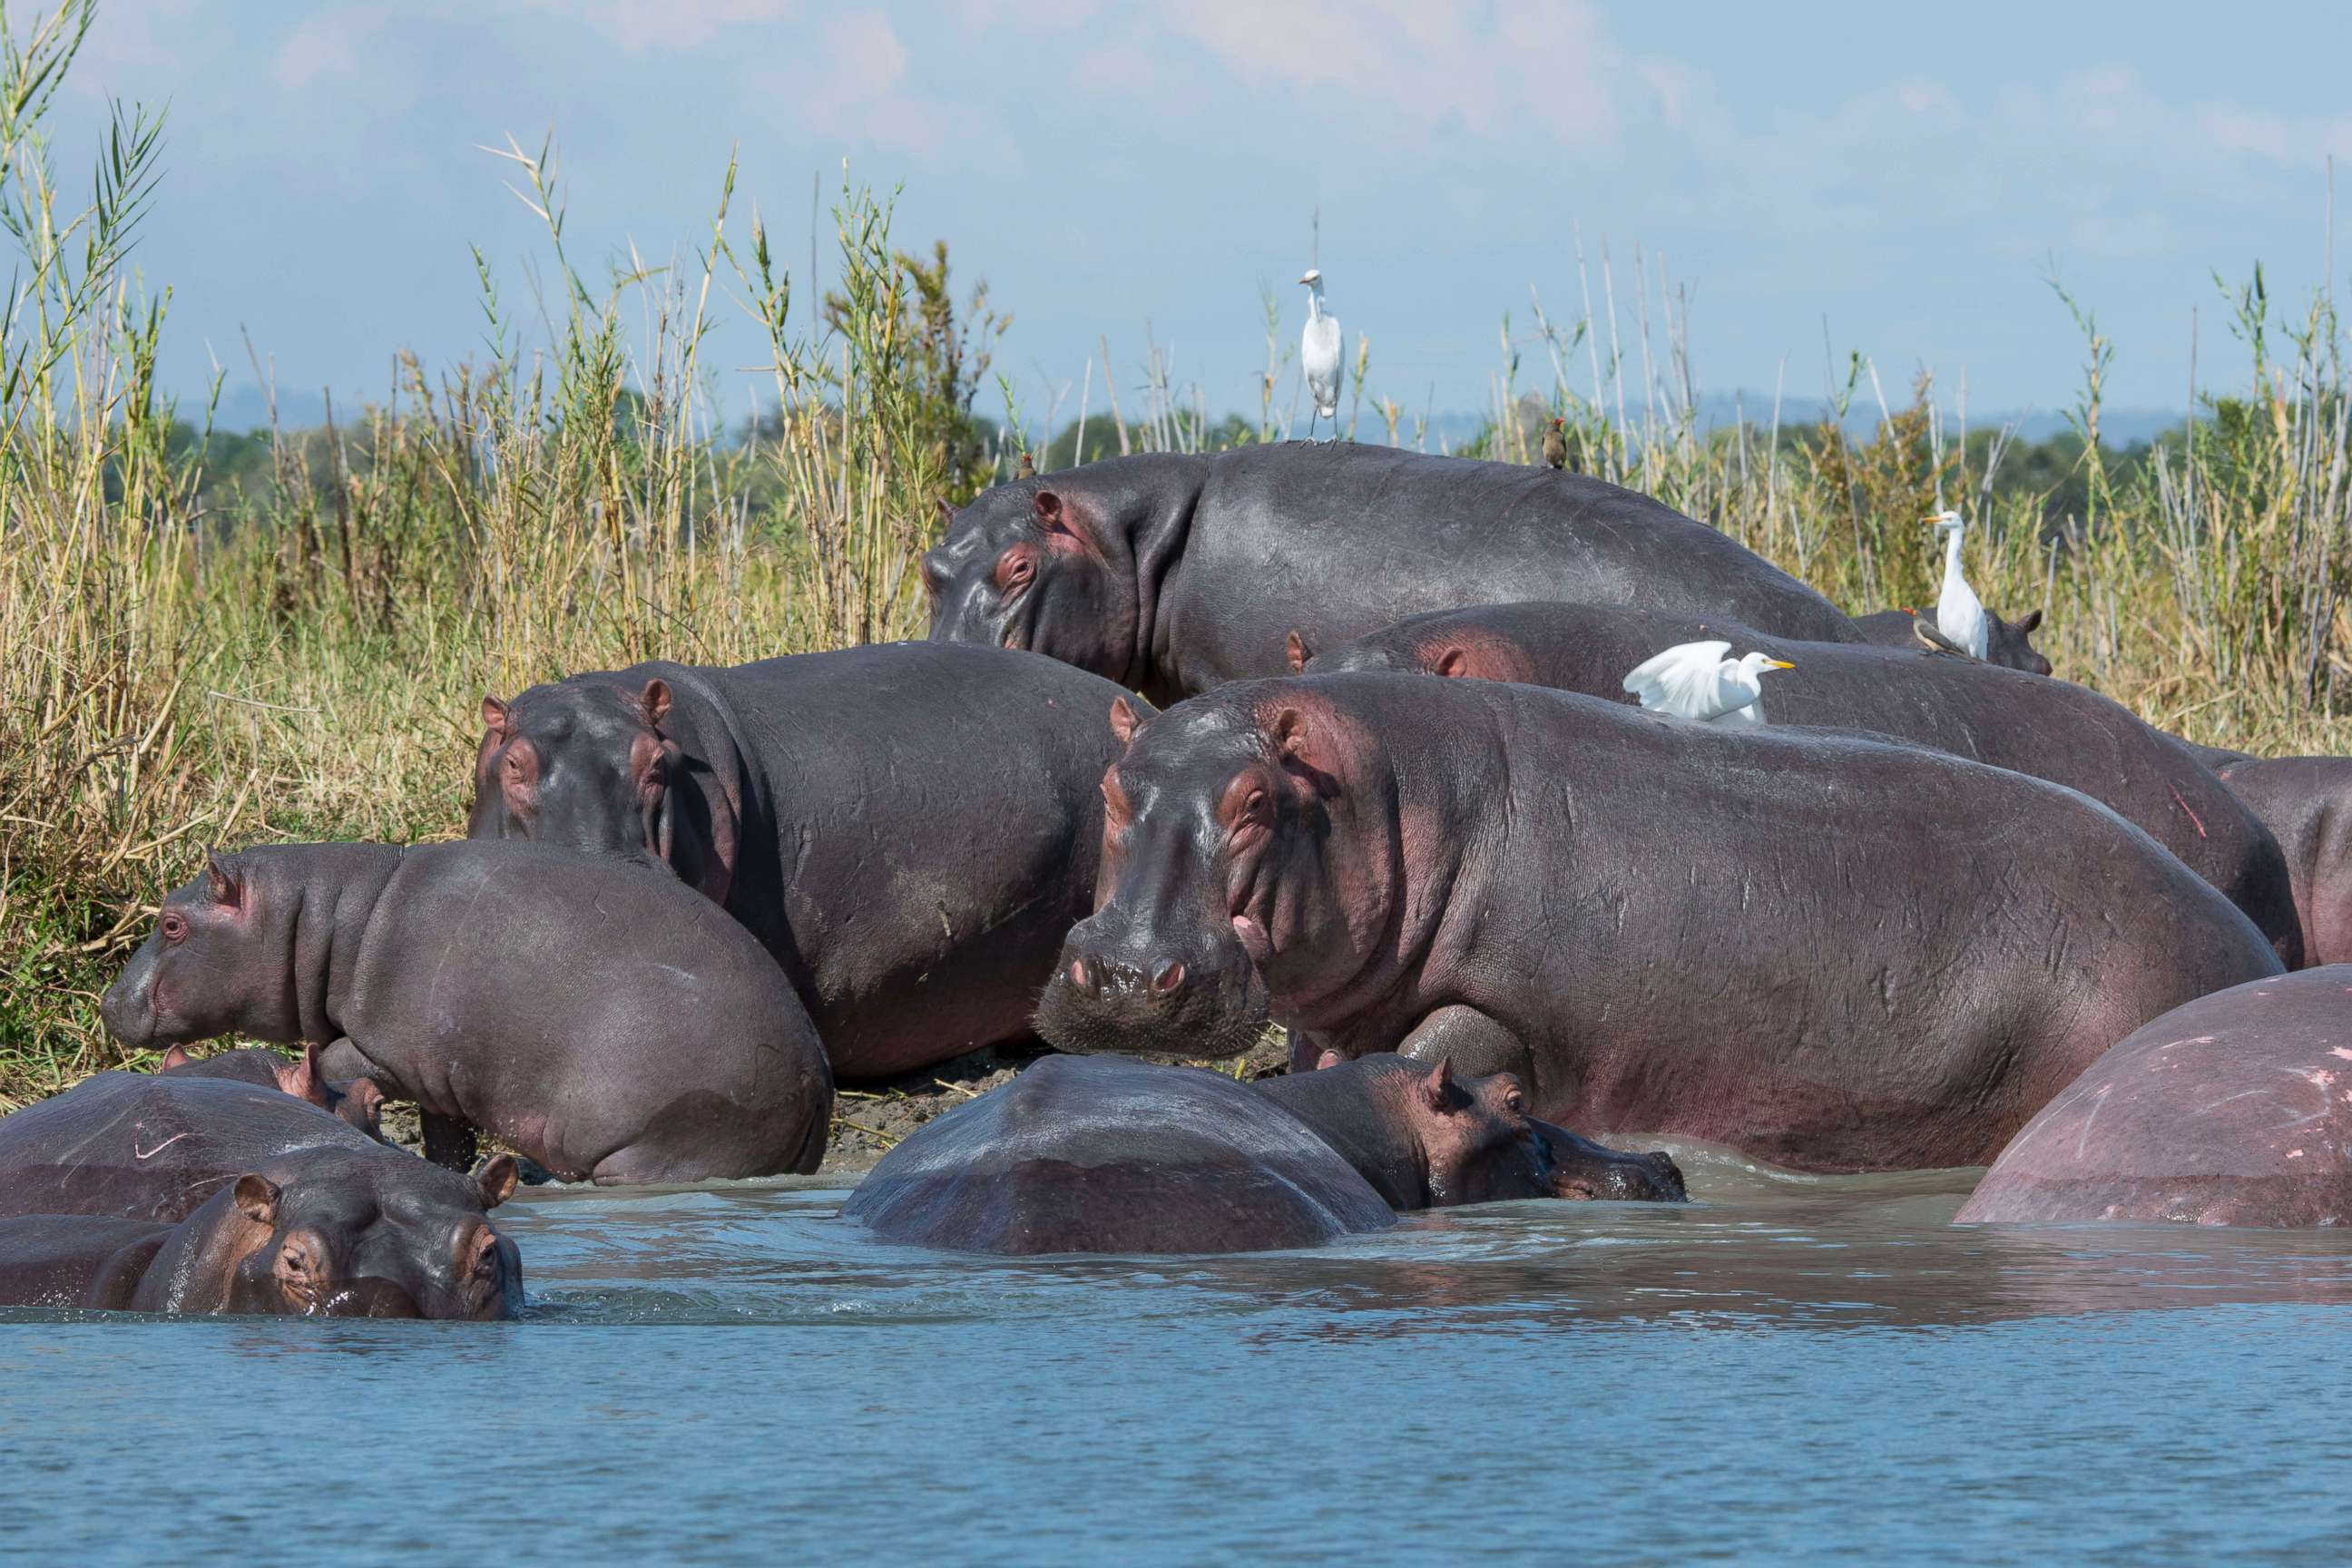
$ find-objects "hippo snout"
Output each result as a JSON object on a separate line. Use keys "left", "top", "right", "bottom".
{"left": 1553, "top": 1144, "right": 1689, "bottom": 1204}
{"left": 1034, "top": 923, "right": 1270, "bottom": 1062}
{"left": 98, "top": 956, "right": 157, "bottom": 1049}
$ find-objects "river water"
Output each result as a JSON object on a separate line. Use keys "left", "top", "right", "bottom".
{"left": 5, "top": 1142, "right": 2349, "bottom": 1565}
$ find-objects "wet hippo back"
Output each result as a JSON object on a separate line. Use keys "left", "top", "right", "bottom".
{"left": 0, "top": 1072, "right": 377, "bottom": 1223}
{"left": 842, "top": 1055, "right": 1395, "bottom": 1254}
{"left": 1956, "top": 965, "right": 2352, "bottom": 1226}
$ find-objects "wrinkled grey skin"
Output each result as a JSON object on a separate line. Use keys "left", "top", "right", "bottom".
{"left": 468, "top": 642, "right": 1131, "bottom": 1081}
{"left": 101, "top": 839, "right": 832, "bottom": 1184}
{"left": 0, "top": 1072, "right": 519, "bottom": 1318}
{"left": 158, "top": 1043, "right": 386, "bottom": 1139}
{"left": 1307, "top": 601, "right": 2301, "bottom": 966}
{"left": 2217, "top": 757, "right": 2352, "bottom": 965}
{"left": 843, "top": 1054, "right": 1397, "bottom": 1254}
{"left": 1255, "top": 1054, "right": 1685, "bottom": 1206}
{"left": 1037, "top": 672, "right": 2284, "bottom": 1173}
{"left": 1957, "top": 965, "right": 2352, "bottom": 1227}
{"left": 1850, "top": 607, "right": 2053, "bottom": 673}
{"left": 924, "top": 446, "right": 1864, "bottom": 706}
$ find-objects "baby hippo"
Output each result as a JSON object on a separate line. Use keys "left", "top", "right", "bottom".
{"left": 159, "top": 1043, "right": 386, "bottom": 1139}
{"left": 0, "top": 1071, "right": 520, "bottom": 1318}
{"left": 1254, "top": 1054, "right": 1686, "bottom": 1207}
{"left": 101, "top": 839, "right": 834, "bottom": 1185}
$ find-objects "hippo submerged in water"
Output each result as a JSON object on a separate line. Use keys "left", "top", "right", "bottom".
{"left": 469, "top": 642, "right": 1130, "bottom": 1081}
{"left": 101, "top": 839, "right": 833, "bottom": 1184}
{"left": 844, "top": 1054, "right": 1682, "bottom": 1256}
{"left": 1304, "top": 601, "right": 2300, "bottom": 965}
{"left": 1957, "top": 965, "right": 2352, "bottom": 1227}
{"left": 1850, "top": 606, "right": 2052, "bottom": 673}
{"left": 1034, "top": 672, "right": 2282, "bottom": 1173}
{"left": 922, "top": 446, "right": 1862, "bottom": 706}
{"left": 0, "top": 1072, "right": 520, "bottom": 1318}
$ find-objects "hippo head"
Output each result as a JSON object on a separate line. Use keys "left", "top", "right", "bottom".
{"left": 201, "top": 1153, "right": 523, "bottom": 1320}
{"left": 160, "top": 1042, "right": 388, "bottom": 1140}
{"left": 923, "top": 481, "right": 1142, "bottom": 683}
{"left": 1389, "top": 1058, "right": 1558, "bottom": 1208}
{"left": 471, "top": 674, "right": 736, "bottom": 906}
{"left": 1986, "top": 608, "right": 2052, "bottom": 675}
{"left": 103, "top": 851, "right": 308, "bottom": 1050}
{"left": 1290, "top": 622, "right": 1538, "bottom": 684}
{"left": 1038, "top": 689, "right": 1383, "bottom": 1061}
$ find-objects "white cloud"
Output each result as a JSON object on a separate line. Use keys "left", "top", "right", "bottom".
{"left": 800, "top": 9, "right": 936, "bottom": 154}
{"left": 1169, "top": 0, "right": 1630, "bottom": 149}
{"left": 506, "top": 0, "right": 799, "bottom": 54}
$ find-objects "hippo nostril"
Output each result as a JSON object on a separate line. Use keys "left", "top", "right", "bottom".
{"left": 1069, "top": 958, "right": 1088, "bottom": 989}
{"left": 1152, "top": 962, "right": 1186, "bottom": 998}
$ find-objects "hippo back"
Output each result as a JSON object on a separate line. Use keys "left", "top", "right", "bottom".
{"left": 843, "top": 1055, "right": 1395, "bottom": 1254}
{"left": 2218, "top": 757, "right": 2352, "bottom": 966}
{"left": 0, "top": 1072, "right": 377, "bottom": 1223}
{"left": 1956, "top": 965, "right": 2352, "bottom": 1226}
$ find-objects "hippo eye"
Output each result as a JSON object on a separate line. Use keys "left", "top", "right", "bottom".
{"left": 159, "top": 912, "right": 187, "bottom": 942}
{"left": 1504, "top": 1088, "right": 1524, "bottom": 1114}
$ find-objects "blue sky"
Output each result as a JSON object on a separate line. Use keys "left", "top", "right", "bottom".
{"left": 47, "top": 0, "right": 2352, "bottom": 431}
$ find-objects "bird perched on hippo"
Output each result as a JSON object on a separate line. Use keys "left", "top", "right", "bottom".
{"left": 922, "top": 444, "right": 1865, "bottom": 706}
{"left": 1302, "top": 600, "right": 2302, "bottom": 966}
{"left": 1034, "top": 672, "right": 2284, "bottom": 1174}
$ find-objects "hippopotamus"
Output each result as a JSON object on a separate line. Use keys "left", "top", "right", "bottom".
{"left": 1035, "top": 672, "right": 2283, "bottom": 1173}
{"left": 921, "top": 446, "right": 1863, "bottom": 706}
{"left": 100, "top": 839, "right": 833, "bottom": 1184}
{"left": 1850, "top": 606, "right": 2051, "bottom": 673}
{"left": 159, "top": 1043, "right": 386, "bottom": 1138}
{"left": 843, "top": 1054, "right": 1396, "bottom": 1253}
{"left": 1254, "top": 1054, "right": 1685, "bottom": 1205}
{"left": 468, "top": 642, "right": 1132, "bottom": 1081}
{"left": 843, "top": 1051, "right": 1679, "bottom": 1255}
{"left": 2215, "top": 757, "right": 2352, "bottom": 965}
{"left": 0, "top": 1072, "right": 519, "bottom": 1318}
{"left": 1302, "top": 601, "right": 2301, "bottom": 965}
{"left": 1956, "top": 965, "right": 2352, "bottom": 1226}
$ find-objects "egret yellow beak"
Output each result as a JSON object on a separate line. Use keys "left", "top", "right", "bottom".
{"left": 1766, "top": 659, "right": 1796, "bottom": 671}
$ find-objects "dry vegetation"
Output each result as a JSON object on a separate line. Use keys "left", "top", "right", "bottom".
{"left": 4, "top": 1, "right": 2348, "bottom": 1102}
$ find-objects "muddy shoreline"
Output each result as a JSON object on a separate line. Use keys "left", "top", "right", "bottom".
{"left": 366, "top": 1029, "right": 1298, "bottom": 1181}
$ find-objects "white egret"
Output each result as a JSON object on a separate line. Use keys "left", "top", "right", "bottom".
{"left": 1622, "top": 640, "right": 1796, "bottom": 726}
{"left": 1298, "top": 269, "right": 1343, "bottom": 441}
{"left": 1927, "top": 508, "right": 1989, "bottom": 660}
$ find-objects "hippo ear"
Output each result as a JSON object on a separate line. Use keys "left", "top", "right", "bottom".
{"left": 2017, "top": 609, "right": 2043, "bottom": 634}
{"left": 1417, "top": 1057, "right": 1457, "bottom": 1113}
{"left": 231, "top": 1173, "right": 281, "bottom": 1227}
{"left": 1268, "top": 708, "right": 1341, "bottom": 799}
{"left": 481, "top": 696, "right": 509, "bottom": 739}
{"left": 338, "top": 1078, "right": 387, "bottom": 1139}
{"left": 1109, "top": 696, "right": 1143, "bottom": 748}
{"left": 1285, "top": 630, "right": 1312, "bottom": 673}
{"left": 161, "top": 1044, "right": 191, "bottom": 1073}
{"left": 473, "top": 1154, "right": 520, "bottom": 1210}
{"left": 1314, "top": 1047, "right": 1345, "bottom": 1071}
{"left": 203, "top": 851, "right": 244, "bottom": 909}
{"left": 1434, "top": 647, "right": 1470, "bottom": 679}
{"left": 1034, "top": 490, "right": 1069, "bottom": 534}
{"left": 275, "top": 1044, "right": 333, "bottom": 1110}
{"left": 934, "top": 495, "right": 956, "bottom": 525}
{"left": 637, "top": 678, "right": 671, "bottom": 731}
